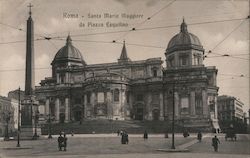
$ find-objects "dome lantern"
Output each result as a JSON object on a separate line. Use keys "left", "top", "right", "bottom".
{"left": 180, "top": 18, "right": 188, "bottom": 33}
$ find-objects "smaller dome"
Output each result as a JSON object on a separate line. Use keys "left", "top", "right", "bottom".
{"left": 166, "top": 19, "right": 204, "bottom": 54}
{"left": 52, "top": 35, "right": 86, "bottom": 65}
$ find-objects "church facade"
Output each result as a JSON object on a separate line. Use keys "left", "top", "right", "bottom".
{"left": 35, "top": 20, "right": 219, "bottom": 130}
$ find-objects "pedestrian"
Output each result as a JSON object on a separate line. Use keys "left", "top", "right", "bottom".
{"left": 164, "top": 130, "right": 169, "bottom": 138}
{"left": 212, "top": 135, "right": 220, "bottom": 152}
{"left": 125, "top": 132, "right": 129, "bottom": 144}
{"left": 121, "top": 131, "right": 129, "bottom": 144}
{"left": 57, "top": 133, "right": 63, "bottom": 151}
{"left": 63, "top": 133, "right": 68, "bottom": 151}
{"left": 183, "top": 130, "right": 189, "bottom": 138}
{"left": 117, "top": 130, "right": 120, "bottom": 136}
{"left": 197, "top": 131, "right": 202, "bottom": 142}
{"left": 143, "top": 130, "right": 148, "bottom": 140}
{"left": 121, "top": 132, "right": 126, "bottom": 144}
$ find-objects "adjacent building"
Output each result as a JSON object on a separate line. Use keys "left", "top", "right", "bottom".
{"left": 217, "top": 95, "right": 246, "bottom": 133}
{"left": 35, "top": 20, "right": 219, "bottom": 131}
{"left": 217, "top": 95, "right": 244, "bottom": 121}
{"left": 0, "top": 96, "right": 15, "bottom": 137}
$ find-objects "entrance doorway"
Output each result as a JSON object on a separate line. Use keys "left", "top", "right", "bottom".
{"left": 153, "top": 109, "right": 159, "bottom": 120}
{"left": 74, "top": 111, "right": 82, "bottom": 121}
{"left": 59, "top": 113, "right": 65, "bottom": 123}
{"left": 135, "top": 103, "right": 144, "bottom": 120}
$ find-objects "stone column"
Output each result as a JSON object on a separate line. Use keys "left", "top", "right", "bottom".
{"left": 202, "top": 90, "right": 208, "bottom": 116}
{"left": 57, "top": 74, "right": 60, "bottom": 84}
{"left": 65, "top": 97, "right": 69, "bottom": 122}
{"left": 174, "top": 92, "right": 179, "bottom": 118}
{"left": 190, "top": 91, "right": 196, "bottom": 115}
{"left": 159, "top": 92, "right": 164, "bottom": 120}
{"left": 120, "top": 89, "right": 125, "bottom": 118}
{"left": 106, "top": 92, "right": 112, "bottom": 118}
{"left": 214, "top": 96, "right": 218, "bottom": 119}
{"left": 84, "top": 94, "right": 87, "bottom": 118}
{"left": 55, "top": 98, "right": 60, "bottom": 122}
{"left": 45, "top": 98, "right": 50, "bottom": 115}
{"left": 147, "top": 92, "right": 152, "bottom": 120}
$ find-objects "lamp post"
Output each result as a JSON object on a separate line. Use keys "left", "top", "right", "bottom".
{"left": 48, "top": 113, "right": 52, "bottom": 139}
{"left": 171, "top": 82, "right": 175, "bottom": 149}
{"left": 32, "top": 109, "right": 39, "bottom": 139}
{"left": 16, "top": 87, "right": 21, "bottom": 147}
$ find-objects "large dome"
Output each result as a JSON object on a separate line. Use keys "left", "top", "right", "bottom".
{"left": 166, "top": 19, "right": 204, "bottom": 54}
{"left": 52, "top": 35, "right": 86, "bottom": 65}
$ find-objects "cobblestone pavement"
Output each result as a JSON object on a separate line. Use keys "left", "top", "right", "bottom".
{"left": 0, "top": 133, "right": 249, "bottom": 158}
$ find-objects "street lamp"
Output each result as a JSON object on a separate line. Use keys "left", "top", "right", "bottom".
{"left": 171, "top": 82, "right": 175, "bottom": 149}
{"left": 4, "top": 111, "right": 11, "bottom": 141}
{"left": 16, "top": 87, "right": 21, "bottom": 147}
{"left": 48, "top": 113, "right": 52, "bottom": 139}
{"left": 32, "top": 109, "right": 39, "bottom": 139}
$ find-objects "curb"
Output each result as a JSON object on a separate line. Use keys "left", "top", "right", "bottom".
{"left": 157, "top": 148, "right": 189, "bottom": 152}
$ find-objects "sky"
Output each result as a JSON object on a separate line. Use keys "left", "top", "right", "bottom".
{"left": 0, "top": 0, "right": 249, "bottom": 113}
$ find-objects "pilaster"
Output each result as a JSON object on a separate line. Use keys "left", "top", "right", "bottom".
{"left": 55, "top": 98, "right": 60, "bottom": 122}
{"left": 190, "top": 91, "right": 195, "bottom": 115}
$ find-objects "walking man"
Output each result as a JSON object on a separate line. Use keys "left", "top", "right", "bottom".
{"left": 63, "top": 133, "right": 68, "bottom": 151}
{"left": 212, "top": 135, "right": 220, "bottom": 152}
{"left": 57, "top": 133, "right": 63, "bottom": 151}
{"left": 143, "top": 130, "right": 148, "bottom": 140}
{"left": 197, "top": 131, "right": 202, "bottom": 142}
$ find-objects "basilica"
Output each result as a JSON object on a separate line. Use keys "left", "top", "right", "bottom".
{"left": 35, "top": 20, "right": 219, "bottom": 130}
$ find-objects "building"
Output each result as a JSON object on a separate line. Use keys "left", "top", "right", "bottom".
{"left": 217, "top": 95, "right": 246, "bottom": 133}
{"left": 8, "top": 89, "right": 24, "bottom": 129}
{"left": 163, "top": 19, "right": 219, "bottom": 131}
{"left": 0, "top": 96, "right": 15, "bottom": 137}
{"left": 217, "top": 95, "right": 244, "bottom": 121}
{"left": 35, "top": 20, "right": 219, "bottom": 131}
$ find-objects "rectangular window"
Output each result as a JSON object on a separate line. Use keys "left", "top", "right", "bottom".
{"left": 180, "top": 55, "right": 188, "bottom": 66}
{"left": 114, "top": 89, "right": 120, "bottom": 102}
{"left": 97, "top": 92, "right": 104, "bottom": 103}
{"left": 181, "top": 97, "right": 189, "bottom": 114}
{"left": 87, "top": 93, "right": 91, "bottom": 103}
{"left": 195, "top": 94, "right": 202, "bottom": 115}
{"left": 153, "top": 70, "right": 157, "bottom": 77}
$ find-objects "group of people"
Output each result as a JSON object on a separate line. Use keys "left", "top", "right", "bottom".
{"left": 120, "top": 131, "right": 129, "bottom": 144}
{"left": 57, "top": 132, "right": 68, "bottom": 151}
{"left": 56, "top": 129, "right": 220, "bottom": 152}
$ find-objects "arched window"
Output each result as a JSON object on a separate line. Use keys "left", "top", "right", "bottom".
{"left": 60, "top": 73, "right": 65, "bottom": 83}
{"left": 151, "top": 67, "right": 158, "bottom": 77}
{"left": 114, "top": 89, "right": 119, "bottom": 102}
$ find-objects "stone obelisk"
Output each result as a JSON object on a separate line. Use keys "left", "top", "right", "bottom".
{"left": 21, "top": 4, "right": 40, "bottom": 139}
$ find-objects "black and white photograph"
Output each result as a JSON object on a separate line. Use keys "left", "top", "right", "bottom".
{"left": 0, "top": 0, "right": 249, "bottom": 158}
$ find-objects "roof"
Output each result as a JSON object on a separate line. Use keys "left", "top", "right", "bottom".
{"left": 52, "top": 35, "right": 86, "bottom": 65}
{"left": 166, "top": 19, "right": 204, "bottom": 54}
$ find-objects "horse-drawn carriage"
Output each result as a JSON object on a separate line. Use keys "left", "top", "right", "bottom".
{"left": 225, "top": 127, "right": 236, "bottom": 141}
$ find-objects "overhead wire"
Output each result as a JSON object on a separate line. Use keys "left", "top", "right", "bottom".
{"left": 47, "top": 16, "right": 247, "bottom": 40}
{"left": 114, "top": 0, "right": 176, "bottom": 42}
